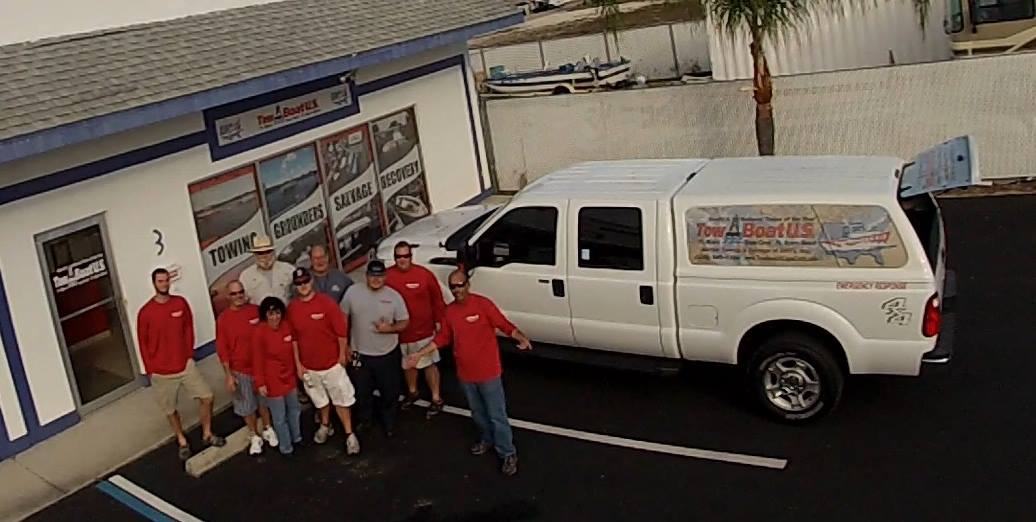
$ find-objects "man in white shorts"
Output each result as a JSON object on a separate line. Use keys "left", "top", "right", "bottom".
{"left": 385, "top": 241, "right": 447, "bottom": 416}
{"left": 286, "top": 267, "right": 360, "bottom": 455}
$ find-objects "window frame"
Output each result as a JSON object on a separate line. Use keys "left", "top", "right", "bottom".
{"left": 972, "top": 0, "right": 1036, "bottom": 25}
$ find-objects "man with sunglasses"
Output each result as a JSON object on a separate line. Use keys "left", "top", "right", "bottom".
{"left": 405, "top": 269, "right": 532, "bottom": 476}
{"left": 385, "top": 241, "right": 447, "bottom": 415}
{"left": 216, "top": 280, "right": 278, "bottom": 455}
{"left": 287, "top": 267, "right": 360, "bottom": 455}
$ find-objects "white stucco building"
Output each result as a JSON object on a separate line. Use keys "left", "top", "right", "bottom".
{"left": 0, "top": 0, "right": 520, "bottom": 460}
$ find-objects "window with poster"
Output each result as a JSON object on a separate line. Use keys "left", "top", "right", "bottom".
{"left": 371, "top": 107, "right": 433, "bottom": 234}
{"left": 256, "top": 144, "right": 334, "bottom": 270}
{"left": 318, "top": 125, "right": 386, "bottom": 272}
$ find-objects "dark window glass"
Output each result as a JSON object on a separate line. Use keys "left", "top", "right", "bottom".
{"left": 975, "top": 0, "right": 1035, "bottom": 24}
{"left": 577, "top": 207, "right": 644, "bottom": 270}
{"left": 477, "top": 207, "right": 558, "bottom": 267}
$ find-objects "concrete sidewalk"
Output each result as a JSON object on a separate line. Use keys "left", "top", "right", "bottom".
{"left": 0, "top": 356, "right": 232, "bottom": 522}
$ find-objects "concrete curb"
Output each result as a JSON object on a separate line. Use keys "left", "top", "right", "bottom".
{"left": 185, "top": 427, "right": 251, "bottom": 478}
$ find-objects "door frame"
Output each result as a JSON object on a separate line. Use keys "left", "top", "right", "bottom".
{"left": 34, "top": 212, "right": 142, "bottom": 414}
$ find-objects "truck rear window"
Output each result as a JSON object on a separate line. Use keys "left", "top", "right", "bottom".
{"left": 899, "top": 193, "right": 941, "bottom": 268}
{"left": 685, "top": 204, "right": 908, "bottom": 268}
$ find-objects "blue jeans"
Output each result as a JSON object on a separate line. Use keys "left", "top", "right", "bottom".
{"left": 460, "top": 377, "right": 516, "bottom": 458}
{"left": 264, "top": 390, "right": 301, "bottom": 454}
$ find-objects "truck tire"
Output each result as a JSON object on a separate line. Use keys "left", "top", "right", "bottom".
{"left": 747, "top": 332, "right": 844, "bottom": 423}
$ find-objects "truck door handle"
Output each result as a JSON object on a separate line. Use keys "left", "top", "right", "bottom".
{"left": 639, "top": 285, "right": 654, "bottom": 305}
{"left": 552, "top": 279, "right": 565, "bottom": 297}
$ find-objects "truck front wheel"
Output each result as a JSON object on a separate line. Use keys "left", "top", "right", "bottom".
{"left": 747, "top": 332, "right": 844, "bottom": 423}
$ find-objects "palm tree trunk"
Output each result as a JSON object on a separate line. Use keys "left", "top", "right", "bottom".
{"left": 750, "top": 35, "right": 775, "bottom": 156}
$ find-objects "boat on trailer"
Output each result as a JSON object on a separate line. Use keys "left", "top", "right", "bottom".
{"left": 485, "top": 57, "right": 632, "bottom": 95}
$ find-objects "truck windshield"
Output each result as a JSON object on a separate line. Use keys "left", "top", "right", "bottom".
{"left": 443, "top": 207, "right": 501, "bottom": 251}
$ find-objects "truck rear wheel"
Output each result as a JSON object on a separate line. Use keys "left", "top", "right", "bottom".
{"left": 747, "top": 332, "right": 844, "bottom": 423}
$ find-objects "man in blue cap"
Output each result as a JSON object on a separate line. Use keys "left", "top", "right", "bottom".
{"left": 341, "top": 259, "right": 410, "bottom": 437}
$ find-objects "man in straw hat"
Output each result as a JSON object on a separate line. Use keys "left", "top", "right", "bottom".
{"left": 240, "top": 235, "right": 295, "bottom": 306}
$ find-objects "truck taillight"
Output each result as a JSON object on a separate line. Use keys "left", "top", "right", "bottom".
{"left": 922, "top": 294, "right": 941, "bottom": 337}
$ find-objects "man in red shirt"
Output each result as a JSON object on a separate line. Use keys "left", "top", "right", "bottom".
{"left": 137, "top": 268, "right": 225, "bottom": 461}
{"left": 386, "top": 241, "right": 447, "bottom": 415}
{"left": 287, "top": 267, "right": 360, "bottom": 455}
{"left": 216, "top": 280, "right": 278, "bottom": 456}
{"left": 406, "top": 269, "right": 531, "bottom": 476}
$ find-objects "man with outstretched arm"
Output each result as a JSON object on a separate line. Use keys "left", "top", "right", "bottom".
{"left": 405, "top": 269, "right": 531, "bottom": 476}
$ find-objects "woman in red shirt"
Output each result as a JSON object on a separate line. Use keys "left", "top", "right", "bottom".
{"left": 253, "top": 297, "right": 302, "bottom": 456}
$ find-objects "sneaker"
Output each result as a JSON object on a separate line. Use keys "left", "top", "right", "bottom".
{"left": 261, "top": 426, "right": 279, "bottom": 447}
{"left": 346, "top": 433, "right": 361, "bottom": 455}
{"left": 248, "top": 435, "right": 263, "bottom": 456}
{"left": 470, "top": 441, "right": 492, "bottom": 456}
{"left": 501, "top": 455, "right": 518, "bottom": 476}
{"left": 427, "top": 399, "right": 444, "bottom": 417}
{"left": 314, "top": 424, "right": 334, "bottom": 444}
{"left": 177, "top": 444, "right": 192, "bottom": 461}
{"left": 400, "top": 391, "right": 420, "bottom": 410}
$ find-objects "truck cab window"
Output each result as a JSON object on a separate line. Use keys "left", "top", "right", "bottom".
{"left": 476, "top": 206, "right": 558, "bottom": 267}
{"left": 577, "top": 207, "right": 644, "bottom": 270}
{"left": 974, "top": 0, "right": 1035, "bottom": 24}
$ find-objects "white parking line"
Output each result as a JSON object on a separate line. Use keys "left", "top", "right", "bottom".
{"left": 107, "top": 475, "right": 206, "bottom": 522}
{"left": 415, "top": 400, "right": 787, "bottom": 470}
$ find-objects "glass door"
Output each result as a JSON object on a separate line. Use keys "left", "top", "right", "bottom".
{"left": 36, "top": 216, "right": 138, "bottom": 409}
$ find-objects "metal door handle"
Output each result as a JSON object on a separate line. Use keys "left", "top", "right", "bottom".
{"left": 639, "top": 285, "right": 654, "bottom": 305}
{"left": 537, "top": 279, "right": 549, "bottom": 283}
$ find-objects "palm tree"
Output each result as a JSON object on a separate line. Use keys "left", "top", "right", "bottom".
{"left": 595, "top": 0, "right": 932, "bottom": 156}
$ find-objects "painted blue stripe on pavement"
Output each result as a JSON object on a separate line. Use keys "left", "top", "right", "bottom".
{"left": 96, "top": 481, "right": 175, "bottom": 522}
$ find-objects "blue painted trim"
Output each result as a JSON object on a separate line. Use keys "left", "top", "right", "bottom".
{"left": 0, "top": 132, "right": 207, "bottom": 207}
{"left": 0, "top": 268, "right": 83, "bottom": 460}
{"left": 193, "top": 341, "right": 216, "bottom": 361}
{"left": 96, "top": 481, "right": 174, "bottom": 521}
{"left": 459, "top": 56, "right": 487, "bottom": 192}
{"left": 461, "top": 188, "right": 494, "bottom": 206}
{"left": 0, "top": 13, "right": 524, "bottom": 165}
{"left": 203, "top": 77, "right": 360, "bottom": 161}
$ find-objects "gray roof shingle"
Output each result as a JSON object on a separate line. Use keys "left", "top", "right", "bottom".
{"left": 0, "top": 0, "right": 517, "bottom": 143}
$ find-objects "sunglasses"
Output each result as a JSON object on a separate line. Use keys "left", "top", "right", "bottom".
{"left": 294, "top": 278, "right": 312, "bottom": 286}
{"left": 229, "top": 290, "right": 245, "bottom": 296}
{"left": 394, "top": 253, "right": 412, "bottom": 259}
{"left": 448, "top": 282, "right": 467, "bottom": 290}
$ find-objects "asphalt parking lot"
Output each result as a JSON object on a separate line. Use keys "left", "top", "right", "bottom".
{"left": 30, "top": 195, "right": 1036, "bottom": 521}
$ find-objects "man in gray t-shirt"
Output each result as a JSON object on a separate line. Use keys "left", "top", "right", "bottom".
{"left": 309, "top": 245, "right": 352, "bottom": 304}
{"left": 340, "top": 260, "right": 409, "bottom": 436}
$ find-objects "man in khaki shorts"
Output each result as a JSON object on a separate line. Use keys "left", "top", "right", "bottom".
{"left": 137, "top": 268, "right": 226, "bottom": 460}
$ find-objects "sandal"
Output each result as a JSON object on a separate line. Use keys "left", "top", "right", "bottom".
{"left": 427, "top": 399, "right": 444, "bottom": 417}
{"left": 400, "top": 391, "right": 420, "bottom": 410}
{"left": 177, "top": 445, "right": 192, "bottom": 461}
{"left": 204, "top": 435, "right": 226, "bottom": 448}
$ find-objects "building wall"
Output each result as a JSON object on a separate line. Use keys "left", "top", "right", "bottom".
{"left": 0, "top": 0, "right": 284, "bottom": 45}
{"left": 484, "top": 51, "right": 1036, "bottom": 191}
{"left": 0, "top": 44, "right": 486, "bottom": 448}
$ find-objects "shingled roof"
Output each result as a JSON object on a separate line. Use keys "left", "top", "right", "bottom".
{"left": 0, "top": 0, "right": 519, "bottom": 161}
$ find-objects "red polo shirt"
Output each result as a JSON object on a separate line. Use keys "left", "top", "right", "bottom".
{"left": 215, "top": 304, "right": 261, "bottom": 375}
{"left": 136, "top": 295, "right": 195, "bottom": 376}
{"left": 253, "top": 320, "right": 297, "bottom": 398}
{"left": 386, "top": 265, "right": 446, "bottom": 343}
{"left": 287, "top": 293, "right": 348, "bottom": 371}
{"left": 432, "top": 293, "right": 516, "bottom": 383}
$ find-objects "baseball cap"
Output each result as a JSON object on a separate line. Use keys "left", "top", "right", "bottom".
{"left": 250, "top": 235, "right": 276, "bottom": 253}
{"left": 292, "top": 267, "right": 312, "bottom": 285}
{"left": 366, "top": 259, "right": 387, "bottom": 277}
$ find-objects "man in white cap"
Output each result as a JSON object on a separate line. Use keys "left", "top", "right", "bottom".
{"left": 240, "top": 235, "right": 295, "bottom": 306}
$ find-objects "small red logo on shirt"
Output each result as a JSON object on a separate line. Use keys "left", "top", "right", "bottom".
{"left": 171, "top": 310, "right": 184, "bottom": 318}
{"left": 406, "top": 283, "right": 420, "bottom": 289}
{"left": 249, "top": 318, "right": 260, "bottom": 325}
{"left": 310, "top": 313, "right": 325, "bottom": 320}
{"left": 283, "top": 335, "right": 293, "bottom": 342}
{"left": 465, "top": 314, "right": 480, "bottom": 323}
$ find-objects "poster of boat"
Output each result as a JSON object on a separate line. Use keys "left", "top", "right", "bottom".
{"left": 686, "top": 205, "right": 907, "bottom": 268}
{"left": 371, "top": 107, "right": 432, "bottom": 233}
{"left": 257, "top": 145, "right": 333, "bottom": 268}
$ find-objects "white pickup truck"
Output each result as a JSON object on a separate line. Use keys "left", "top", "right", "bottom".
{"left": 376, "top": 138, "right": 975, "bottom": 422}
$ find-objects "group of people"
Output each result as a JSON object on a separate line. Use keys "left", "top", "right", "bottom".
{"left": 135, "top": 236, "right": 532, "bottom": 476}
